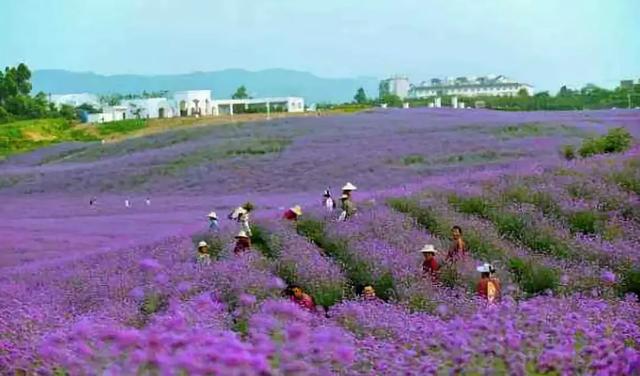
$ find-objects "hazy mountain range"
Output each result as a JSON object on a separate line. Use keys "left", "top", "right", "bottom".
{"left": 32, "top": 69, "right": 379, "bottom": 104}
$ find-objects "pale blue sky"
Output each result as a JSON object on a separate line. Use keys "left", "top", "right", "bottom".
{"left": 1, "top": 0, "right": 638, "bottom": 91}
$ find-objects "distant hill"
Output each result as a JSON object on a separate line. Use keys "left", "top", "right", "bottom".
{"left": 32, "top": 69, "right": 379, "bottom": 104}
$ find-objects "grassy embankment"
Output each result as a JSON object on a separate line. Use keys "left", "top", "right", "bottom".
{"left": 0, "top": 109, "right": 364, "bottom": 160}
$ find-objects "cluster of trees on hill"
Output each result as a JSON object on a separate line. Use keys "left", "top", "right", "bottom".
{"left": 346, "top": 82, "right": 640, "bottom": 111}
{"left": 0, "top": 63, "right": 77, "bottom": 123}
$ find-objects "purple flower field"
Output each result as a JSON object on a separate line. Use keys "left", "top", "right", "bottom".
{"left": 1, "top": 108, "right": 640, "bottom": 375}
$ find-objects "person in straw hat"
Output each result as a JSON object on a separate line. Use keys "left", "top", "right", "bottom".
{"left": 196, "top": 241, "right": 211, "bottom": 265}
{"left": 322, "top": 188, "right": 336, "bottom": 211}
{"left": 341, "top": 182, "right": 357, "bottom": 199}
{"left": 207, "top": 211, "right": 219, "bottom": 231}
{"left": 233, "top": 230, "right": 251, "bottom": 255}
{"left": 228, "top": 202, "right": 253, "bottom": 236}
{"left": 420, "top": 244, "right": 440, "bottom": 283}
{"left": 283, "top": 205, "right": 303, "bottom": 221}
{"left": 476, "top": 263, "right": 501, "bottom": 303}
{"left": 338, "top": 193, "right": 357, "bottom": 222}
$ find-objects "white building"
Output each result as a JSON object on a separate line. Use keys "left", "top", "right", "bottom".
{"left": 121, "top": 98, "right": 176, "bottom": 119}
{"left": 212, "top": 97, "right": 304, "bottom": 115}
{"left": 379, "top": 76, "right": 410, "bottom": 99}
{"left": 174, "top": 90, "right": 213, "bottom": 117}
{"left": 49, "top": 93, "right": 100, "bottom": 108}
{"left": 78, "top": 89, "right": 304, "bottom": 124}
{"left": 408, "top": 75, "right": 533, "bottom": 98}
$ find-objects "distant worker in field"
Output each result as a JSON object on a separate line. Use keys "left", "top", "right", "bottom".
{"left": 89, "top": 197, "right": 97, "bottom": 206}
{"left": 420, "top": 244, "right": 440, "bottom": 283}
{"left": 207, "top": 211, "right": 219, "bottom": 231}
{"left": 233, "top": 230, "right": 251, "bottom": 254}
{"left": 125, "top": 199, "right": 131, "bottom": 208}
{"left": 283, "top": 205, "right": 303, "bottom": 221}
{"left": 362, "top": 285, "right": 378, "bottom": 301}
{"left": 196, "top": 241, "right": 211, "bottom": 265}
{"left": 446, "top": 226, "right": 467, "bottom": 263}
{"left": 338, "top": 193, "right": 357, "bottom": 221}
{"left": 476, "top": 263, "right": 501, "bottom": 303}
{"left": 341, "top": 182, "right": 357, "bottom": 199}
{"left": 145, "top": 197, "right": 151, "bottom": 206}
{"left": 288, "top": 284, "right": 316, "bottom": 312}
{"left": 229, "top": 202, "right": 254, "bottom": 236}
{"left": 322, "top": 189, "right": 336, "bottom": 211}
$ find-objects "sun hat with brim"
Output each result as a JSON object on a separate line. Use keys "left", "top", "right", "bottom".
{"left": 207, "top": 211, "right": 217, "bottom": 219}
{"left": 235, "top": 231, "right": 249, "bottom": 238}
{"left": 290, "top": 205, "right": 303, "bottom": 216}
{"left": 477, "top": 263, "right": 493, "bottom": 273}
{"left": 342, "top": 182, "right": 357, "bottom": 191}
{"left": 419, "top": 244, "right": 437, "bottom": 254}
{"left": 198, "top": 241, "right": 208, "bottom": 248}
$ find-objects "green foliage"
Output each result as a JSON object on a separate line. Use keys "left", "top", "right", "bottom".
{"left": 578, "top": 127, "right": 633, "bottom": 158}
{"left": 140, "top": 292, "right": 169, "bottom": 316}
{"left": 562, "top": 144, "right": 576, "bottom": 160}
{"left": 567, "top": 211, "right": 605, "bottom": 235}
{"left": 59, "top": 104, "right": 77, "bottom": 121}
{"left": 353, "top": 87, "right": 368, "bottom": 104}
{"left": 296, "top": 218, "right": 396, "bottom": 301}
{"left": 494, "top": 123, "right": 583, "bottom": 139}
{"left": 378, "top": 94, "right": 402, "bottom": 107}
{"left": 508, "top": 258, "right": 558, "bottom": 295}
{"left": 96, "top": 119, "right": 148, "bottom": 136}
{"left": 402, "top": 154, "right": 425, "bottom": 165}
{"left": 249, "top": 224, "right": 280, "bottom": 259}
{"left": 226, "top": 138, "right": 290, "bottom": 156}
{"left": 619, "top": 268, "right": 640, "bottom": 298}
{"left": 232, "top": 85, "right": 250, "bottom": 100}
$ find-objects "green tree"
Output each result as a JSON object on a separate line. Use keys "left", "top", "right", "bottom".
{"left": 517, "top": 88, "right": 529, "bottom": 97}
{"left": 59, "top": 104, "right": 77, "bottom": 120}
{"left": 379, "top": 93, "right": 402, "bottom": 107}
{"left": 232, "top": 85, "right": 250, "bottom": 99}
{"left": 353, "top": 87, "right": 368, "bottom": 104}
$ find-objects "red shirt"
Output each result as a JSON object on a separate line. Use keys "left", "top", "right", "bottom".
{"left": 291, "top": 294, "right": 315, "bottom": 311}
{"left": 476, "top": 278, "right": 501, "bottom": 301}
{"left": 283, "top": 209, "right": 298, "bottom": 221}
{"left": 423, "top": 257, "right": 439, "bottom": 282}
{"left": 234, "top": 238, "right": 251, "bottom": 254}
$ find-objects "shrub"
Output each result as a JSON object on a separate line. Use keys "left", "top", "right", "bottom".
{"left": 191, "top": 232, "right": 225, "bottom": 260}
{"left": 562, "top": 144, "right": 576, "bottom": 160}
{"left": 567, "top": 211, "right": 604, "bottom": 235}
{"left": 402, "top": 154, "right": 425, "bottom": 166}
{"left": 578, "top": 127, "right": 633, "bottom": 158}
{"left": 448, "top": 195, "right": 492, "bottom": 218}
{"left": 508, "top": 258, "right": 558, "bottom": 295}
{"left": 619, "top": 268, "right": 640, "bottom": 299}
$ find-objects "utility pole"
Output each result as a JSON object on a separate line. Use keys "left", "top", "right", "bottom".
{"left": 628, "top": 93, "right": 632, "bottom": 109}
{"left": 266, "top": 101, "right": 271, "bottom": 120}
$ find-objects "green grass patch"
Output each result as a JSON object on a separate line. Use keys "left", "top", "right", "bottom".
{"left": 577, "top": 127, "right": 633, "bottom": 158}
{"left": 402, "top": 154, "right": 425, "bottom": 165}
{"left": 0, "top": 118, "right": 98, "bottom": 159}
{"left": 225, "top": 137, "right": 290, "bottom": 156}
{"left": 493, "top": 122, "right": 584, "bottom": 139}
{"left": 96, "top": 119, "right": 148, "bottom": 136}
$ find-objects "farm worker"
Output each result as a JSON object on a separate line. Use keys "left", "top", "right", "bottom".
{"left": 322, "top": 189, "right": 336, "bottom": 211}
{"left": 446, "top": 225, "right": 467, "bottom": 263}
{"left": 89, "top": 197, "right": 97, "bottom": 206}
{"left": 233, "top": 230, "right": 251, "bottom": 254}
{"left": 229, "top": 202, "right": 254, "bottom": 236}
{"left": 362, "top": 285, "right": 377, "bottom": 301}
{"left": 196, "top": 241, "right": 211, "bottom": 265}
{"left": 476, "top": 263, "right": 501, "bottom": 303}
{"left": 420, "top": 244, "right": 440, "bottom": 282}
{"left": 207, "top": 211, "right": 219, "bottom": 231}
{"left": 283, "top": 205, "right": 303, "bottom": 221}
{"left": 341, "top": 182, "right": 357, "bottom": 199}
{"left": 125, "top": 199, "right": 131, "bottom": 208}
{"left": 289, "top": 285, "right": 316, "bottom": 312}
{"left": 338, "top": 194, "right": 357, "bottom": 221}
{"left": 145, "top": 197, "right": 151, "bottom": 206}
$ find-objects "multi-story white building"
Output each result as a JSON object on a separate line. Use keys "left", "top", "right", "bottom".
{"left": 408, "top": 75, "right": 533, "bottom": 98}
{"left": 379, "top": 76, "right": 410, "bottom": 99}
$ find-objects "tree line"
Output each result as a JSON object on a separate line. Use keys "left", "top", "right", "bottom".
{"left": 347, "top": 81, "right": 640, "bottom": 111}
